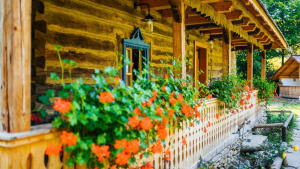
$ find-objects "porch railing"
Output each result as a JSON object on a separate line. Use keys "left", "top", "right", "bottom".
{"left": 0, "top": 91, "right": 262, "bottom": 169}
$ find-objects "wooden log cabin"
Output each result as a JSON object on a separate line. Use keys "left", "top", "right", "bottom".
{"left": 272, "top": 55, "right": 300, "bottom": 100}
{"left": 0, "top": 0, "right": 288, "bottom": 169}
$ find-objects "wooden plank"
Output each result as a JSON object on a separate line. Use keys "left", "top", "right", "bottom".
{"left": 253, "top": 123, "right": 284, "bottom": 128}
{"left": 162, "top": 9, "right": 198, "bottom": 19}
{"left": 283, "top": 113, "right": 294, "bottom": 128}
{"left": 247, "top": 43, "right": 253, "bottom": 88}
{"left": 185, "top": 16, "right": 212, "bottom": 25}
{"left": 224, "top": 10, "right": 243, "bottom": 21}
{"left": 254, "top": 32, "right": 264, "bottom": 39}
{"left": 141, "top": 0, "right": 170, "bottom": 10}
{"left": 210, "top": 1, "right": 234, "bottom": 13}
{"left": 199, "top": 0, "right": 223, "bottom": 3}
{"left": 202, "top": 29, "right": 223, "bottom": 35}
{"left": 261, "top": 50, "right": 266, "bottom": 80}
{"left": 242, "top": 24, "right": 256, "bottom": 32}
{"left": 0, "top": 0, "right": 31, "bottom": 132}
{"left": 222, "top": 29, "right": 231, "bottom": 75}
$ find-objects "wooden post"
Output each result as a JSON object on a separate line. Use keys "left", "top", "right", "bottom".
{"left": 299, "top": 64, "right": 300, "bottom": 100}
{"left": 0, "top": 0, "right": 32, "bottom": 132}
{"left": 247, "top": 43, "right": 253, "bottom": 88}
{"left": 222, "top": 29, "right": 231, "bottom": 75}
{"left": 282, "top": 127, "right": 287, "bottom": 142}
{"left": 171, "top": 0, "right": 186, "bottom": 78}
{"left": 261, "top": 50, "right": 266, "bottom": 80}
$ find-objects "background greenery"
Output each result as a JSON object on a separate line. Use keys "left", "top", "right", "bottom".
{"left": 237, "top": 0, "right": 300, "bottom": 79}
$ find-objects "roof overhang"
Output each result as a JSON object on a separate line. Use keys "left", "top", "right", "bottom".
{"left": 272, "top": 56, "right": 300, "bottom": 80}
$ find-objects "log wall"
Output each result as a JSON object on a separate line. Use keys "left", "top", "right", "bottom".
{"left": 32, "top": 0, "right": 225, "bottom": 105}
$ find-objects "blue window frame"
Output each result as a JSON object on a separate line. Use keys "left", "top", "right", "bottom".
{"left": 122, "top": 28, "right": 150, "bottom": 86}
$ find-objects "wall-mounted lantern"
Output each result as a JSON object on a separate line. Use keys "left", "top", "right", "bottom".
{"left": 208, "top": 33, "right": 214, "bottom": 52}
{"left": 134, "top": 2, "right": 156, "bottom": 32}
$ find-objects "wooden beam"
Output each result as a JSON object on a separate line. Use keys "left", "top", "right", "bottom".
{"left": 258, "top": 35, "right": 268, "bottom": 42}
{"left": 224, "top": 10, "right": 243, "bottom": 21}
{"left": 247, "top": 43, "right": 254, "bottom": 88}
{"left": 242, "top": 24, "right": 256, "bottom": 32}
{"left": 264, "top": 42, "right": 273, "bottom": 50}
{"left": 248, "top": 4, "right": 260, "bottom": 17}
{"left": 141, "top": 0, "right": 170, "bottom": 10}
{"left": 254, "top": 32, "right": 264, "bottom": 39}
{"left": 261, "top": 50, "right": 266, "bottom": 80}
{"left": 0, "top": 0, "right": 32, "bottom": 132}
{"left": 171, "top": 0, "right": 186, "bottom": 77}
{"left": 199, "top": 0, "right": 223, "bottom": 3}
{"left": 261, "top": 39, "right": 271, "bottom": 44}
{"left": 210, "top": 1, "right": 234, "bottom": 13}
{"left": 202, "top": 29, "right": 223, "bottom": 35}
{"left": 222, "top": 29, "right": 231, "bottom": 75}
{"left": 162, "top": 9, "right": 198, "bottom": 19}
{"left": 248, "top": 28, "right": 260, "bottom": 35}
{"left": 232, "top": 39, "right": 246, "bottom": 42}
{"left": 240, "top": 0, "right": 251, "bottom": 5}
{"left": 185, "top": 16, "right": 212, "bottom": 25}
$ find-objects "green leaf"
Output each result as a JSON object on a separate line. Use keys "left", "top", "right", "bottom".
{"left": 39, "top": 109, "right": 48, "bottom": 118}
{"left": 58, "top": 90, "right": 69, "bottom": 99}
{"left": 38, "top": 95, "right": 50, "bottom": 105}
{"left": 50, "top": 73, "right": 60, "bottom": 81}
{"left": 45, "top": 89, "right": 55, "bottom": 98}
{"left": 52, "top": 117, "right": 62, "bottom": 128}
{"left": 54, "top": 45, "right": 61, "bottom": 51}
{"left": 97, "top": 134, "right": 107, "bottom": 144}
{"left": 63, "top": 59, "right": 70, "bottom": 64}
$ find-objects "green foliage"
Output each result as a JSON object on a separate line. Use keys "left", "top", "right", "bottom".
{"left": 253, "top": 78, "right": 277, "bottom": 105}
{"left": 209, "top": 73, "right": 248, "bottom": 111}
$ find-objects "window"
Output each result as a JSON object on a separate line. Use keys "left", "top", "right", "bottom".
{"left": 123, "top": 28, "right": 150, "bottom": 86}
{"left": 194, "top": 41, "right": 208, "bottom": 86}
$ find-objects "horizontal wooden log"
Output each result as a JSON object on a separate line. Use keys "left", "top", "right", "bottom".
{"left": 253, "top": 123, "right": 284, "bottom": 128}
{"left": 284, "top": 113, "right": 294, "bottom": 128}
{"left": 240, "top": 146, "right": 262, "bottom": 153}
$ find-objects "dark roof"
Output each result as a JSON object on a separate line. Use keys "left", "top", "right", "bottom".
{"left": 272, "top": 55, "right": 300, "bottom": 80}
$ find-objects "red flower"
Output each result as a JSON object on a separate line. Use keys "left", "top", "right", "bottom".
{"left": 128, "top": 115, "right": 140, "bottom": 128}
{"left": 156, "top": 107, "right": 163, "bottom": 116}
{"left": 177, "top": 94, "right": 184, "bottom": 103}
{"left": 140, "top": 116, "right": 153, "bottom": 130}
{"left": 53, "top": 98, "right": 71, "bottom": 114}
{"left": 157, "top": 125, "right": 168, "bottom": 140}
{"left": 231, "top": 95, "right": 236, "bottom": 99}
{"left": 168, "top": 109, "right": 174, "bottom": 118}
{"left": 182, "top": 137, "right": 187, "bottom": 146}
{"left": 45, "top": 144, "right": 62, "bottom": 156}
{"left": 114, "top": 139, "right": 127, "bottom": 149}
{"left": 165, "top": 148, "right": 171, "bottom": 161}
{"left": 162, "top": 116, "right": 168, "bottom": 124}
{"left": 204, "top": 127, "right": 207, "bottom": 133}
{"left": 60, "top": 131, "right": 77, "bottom": 146}
{"left": 207, "top": 94, "right": 212, "bottom": 100}
{"left": 208, "top": 121, "right": 211, "bottom": 127}
{"left": 194, "top": 106, "right": 201, "bottom": 118}
{"left": 169, "top": 96, "right": 177, "bottom": 105}
{"left": 92, "top": 144, "right": 110, "bottom": 161}
{"left": 141, "top": 162, "right": 153, "bottom": 169}
{"left": 240, "top": 100, "right": 244, "bottom": 105}
{"left": 152, "top": 90, "right": 158, "bottom": 100}
{"left": 125, "top": 139, "right": 139, "bottom": 154}
{"left": 165, "top": 74, "right": 168, "bottom": 80}
{"left": 99, "top": 92, "right": 114, "bottom": 104}
{"left": 182, "top": 82, "right": 186, "bottom": 87}
{"left": 161, "top": 86, "right": 166, "bottom": 91}
{"left": 133, "top": 107, "right": 142, "bottom": 116}
{"left": 181, "top": 102, "right": 193, "bottom": 118}
{"left": 151, "top": 140, "right": 163, "bottom": 153}
{"left": 115, "top": 150, "right": 130, "bottom": 165}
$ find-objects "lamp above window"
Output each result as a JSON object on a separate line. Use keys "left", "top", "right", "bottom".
{"left": 207, "top": 33, "right": 214, "bottom": 53}
{"left": 134, "top": 2, "right": 156, "bottom": 32}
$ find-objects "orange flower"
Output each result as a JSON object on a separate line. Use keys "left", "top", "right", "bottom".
{"left": 201, "top": 117, "right": 204, "bottom": 123}
{"left": 53, "top": 98, "right": 71, "bottom": 114}
{"left": 231, "top": 95, "right": 236, "bottom": 99}
{"left": 115, "top": 150, "right": 130, "bottom": 165}
{"left": 133, "top": 107, "right": 142, "bottom": 116}
{"left": 114, "top": 139, "right": 127, "bottom": 149}
{"left": 151, "top": 140, "right": 163, "bottom": 153}
{"left": 204, "top": 127, "right": 207, "bottom": 133}
{"left": 194, "top": 106, "right": 200, "bottom": 118}
{"left": 161, "top": 86, "right": 166, "bottom": 91}
{"left": 156, "top": 107, "right": 163, "bottom": 116}
{"left": 92, "top": 144, "right": 110, "bottom": 162}
{"left": 208, "top": 121, "right": 211, "bottom": 127}
{"left": 113, "top": 77, "right": 120, "bottom": 85}
{"left": 278, "top": 83, "right": 281, "bottom": 87}
{"left": 216, "top": 113, "right": 219, "bottom": 119}
{"left": 125, "top": 139, "right": 139, "bottom": 154}
{"left": 182, "top": 102, "right": 193, "bottom": 118}
{"left": 182, "top": 82, "right": 186, "bottom": 87}
{"left": 157, "top": 125, "right": 168, "bottom": 140}
{"left": 60, "top": 131, "right": 77, "bottom": 146}
{"left": 141, "top": 162, "right": 153, "bottom": 169}
{"left": 152, "top": 90, "right": 158, "bottom": 100}
{"left": 177, "top": 94, "right": 184, "bottom": 103}
{"left": 207, "top": 94, "right": 212, "bottom": 100}
{"left": 165, "top": 148, "right": 171, "bottom": 161}
{"left": 140, "top": 116, "right": 153, "bottom": 131}
{"left": 99, "top": 92, "right": 114, "bottom": 104}
{"left": 169, "top": 96, "right": 177, "bottom": 105}
{"left": 240, "top": 100, "right": 244, "bottom": 105}
{"left": 45, "top": 144, "right": 62, "bottom": 156}
{"left": 182, "top": 137, "right": 187, "bottom": 146}
{"left": 276, "top": 93, "right": 279, "bottom": 98}
{"left": 168, "top": 109, "right": 174, "bottom": 118}
{"left": 162, "top": 116, "right": 168, "bottom": 124}
{"left": 128, "top": 115, "right": 140, "bottom": 128}
{"left": 165, "top": 74, "right": 168, "bottom": 80}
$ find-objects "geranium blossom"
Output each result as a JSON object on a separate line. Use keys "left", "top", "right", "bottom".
{"left": 114, "top": 139, "right": 127, "bottom": 149}
{"left": 182, "top": 137, "right": 187, "bottom": 146}
{"left": 53, "top": 98, "right": 71, "bottom": 113}
{"left": 60, "top": 131, "right": 77, "bottom": 146}
{"left": 157, "top": 124, "right": 168, "bottom": 140}
{"left": 115, "top": 150, "right": 131, "bottom": 165}
{"left": 91, "top": 144, "right": 110, "bottom": 161}
{"left": 140, "top": 116, "right": 153, "bottom": 130}
{"left": 125, "top": 139, "right": 139, "bottom": 154}
{"left": 128, "top": 115, "right": 140, "bottom": 128}
{"left": 45, "top": 144, "right": 62, "bottom": 156}
{"left": 151, "top": 140, "right": 163, "bottom": 153}
{"left": 99, "top": 92, "right": 114, "bottom": 104}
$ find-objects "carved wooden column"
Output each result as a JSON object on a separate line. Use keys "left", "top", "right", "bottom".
{"left": 261, "top": 50, "right": 266, "bottom": 80}
{"left": 222, "top": 29, "right": 232, "bottom": 75}
{"left": 0, "top": 0, "right": 32, "bottom": 132}
{"left": 170, "top": 0, "right": 186, "bottom": 78}
{"left": 247, "top": 43, "right": 253, "bottom": 88}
